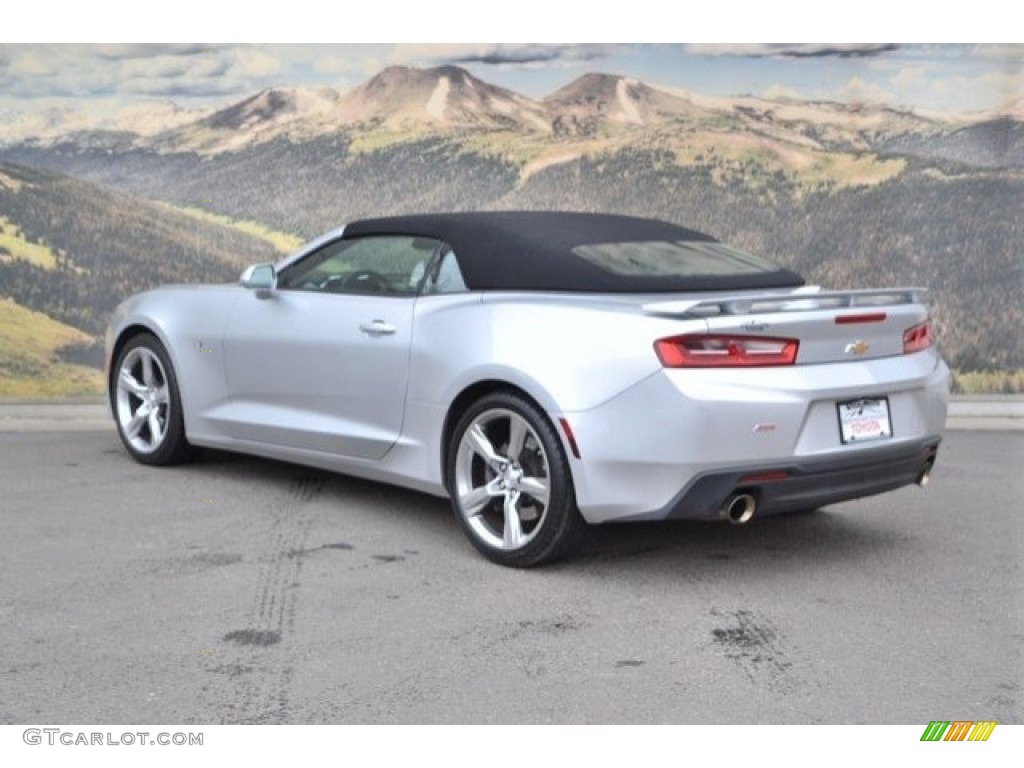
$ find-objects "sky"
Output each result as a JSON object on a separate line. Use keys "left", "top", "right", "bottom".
{"left": 1, "top": 5, "right": 1020, "bottom": 131}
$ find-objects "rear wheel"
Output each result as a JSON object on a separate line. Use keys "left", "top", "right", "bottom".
{"left": 112, "top": 333, "right": 193, "bottom": 465}
{"left": 447, "top": 392, "right": 586, "bottom": 567}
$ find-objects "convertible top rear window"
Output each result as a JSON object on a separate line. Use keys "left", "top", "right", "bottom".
{"left": 573, "top": 241, "right": 781, "bottom": 278}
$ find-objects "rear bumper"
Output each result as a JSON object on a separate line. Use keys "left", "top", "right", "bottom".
{"left": 659, "top": 436, "right": 941, "bottom": 521}
{"left": 563, "top": 350, "right": 949, "bottom": 524}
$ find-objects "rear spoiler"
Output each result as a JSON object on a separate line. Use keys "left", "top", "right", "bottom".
{"left": 642, "top": 286, "right": 929, "bottom": 318}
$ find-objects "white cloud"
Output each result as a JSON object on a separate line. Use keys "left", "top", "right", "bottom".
{"left": 762, "top": 84, "right": 806, "bottom": 101}
{"left": 0, "top": 45, "right": 299, "bottom": 104}
{"left": 891, "top": 66, "right": 928, "bottom": 90}
{"left": 387, "top": 43, "right": 617, "bottom": 68}
{"left": 87, "top": 44, "right": 214, "bottom": 60}
{"left": 388, "top": 44, "right": 493, "bottom": 65}
{"left": 312, "top": 52, "right": 385, "bottom": 80}
{"left": 232, "top": 47, "right": 283, "bottom": 78}
{"left": 8, "top": 50, "right": 63, "bottom": 77}
{"left": 313, "top": 54, "right": 360, "bottom": 75}
{"left": 928, "top": 69, "right": 1023, "bottom": 114}
{"left": 840, "top": 76, "right": 896, "bottom": 106}
{"left": 686, "top": 44, "right": 900, "bottom": 59}
{"left": 969, "top": 44, "right": 1024, "bottom": 61}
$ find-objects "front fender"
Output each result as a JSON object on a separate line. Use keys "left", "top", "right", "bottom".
{"left": 106, "top": 285, "right": 241, "bottom": 439}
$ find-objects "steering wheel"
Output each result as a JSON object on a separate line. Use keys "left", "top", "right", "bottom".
{"left": 341, "top": 269, "right": 391, "bottom": 293}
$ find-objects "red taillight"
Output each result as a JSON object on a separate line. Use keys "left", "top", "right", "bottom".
{"left": 903, "top": 321, "right": 933, "bottom": 354}
{"left": 654, "top": 334, "right": 799, "bottom": 368}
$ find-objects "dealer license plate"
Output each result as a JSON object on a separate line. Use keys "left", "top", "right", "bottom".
{"left": 837, "top": 397, "right": 892, "bottom": 444}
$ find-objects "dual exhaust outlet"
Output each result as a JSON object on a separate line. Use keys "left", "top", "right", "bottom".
{"left": 720, "top": 457, "right": 935, "bottom": 525}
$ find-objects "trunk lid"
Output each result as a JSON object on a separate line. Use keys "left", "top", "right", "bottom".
{"left": 644, "top": 287, "right": 930, "bottom": 365}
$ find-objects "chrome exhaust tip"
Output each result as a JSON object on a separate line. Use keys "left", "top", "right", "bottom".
{"left": 916, "top": 460, "right": 935, "bottom": 488}
{"left": 720, "top": 493, "right": 757, "bottom": 525}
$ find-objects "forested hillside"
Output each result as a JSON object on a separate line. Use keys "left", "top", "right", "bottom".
{"left": 2, "top": 143, "right": 1020, "bottom": 375}
{"left": 0, "top": 162, "right": 281, "bottom": 338}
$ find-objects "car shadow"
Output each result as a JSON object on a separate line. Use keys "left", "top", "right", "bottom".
{"left": 182, "top": 447, "right": 906, "bottom": 578}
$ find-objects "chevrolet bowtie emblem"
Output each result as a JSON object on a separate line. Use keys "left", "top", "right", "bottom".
{"left": 845, "top": 340, "right": 870, "bottom": 356}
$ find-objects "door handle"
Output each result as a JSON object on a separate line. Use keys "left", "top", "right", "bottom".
{"left": 359, "top": 320, "right": 397, "bottom": 336}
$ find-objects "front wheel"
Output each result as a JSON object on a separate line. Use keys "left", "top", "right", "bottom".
{"left": 112, "top": 333, "right": 193, "bottom": 465}
{"left": 447, "top": 392, "right": 586, "bottom": 567}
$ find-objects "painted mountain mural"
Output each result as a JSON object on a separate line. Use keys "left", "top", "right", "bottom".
{"left": 1, "top": 63, "right": 1021, "bottom": 395}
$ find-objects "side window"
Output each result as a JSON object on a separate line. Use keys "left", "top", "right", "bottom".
{"left": 420, "top": 247, "right": 468, "bottom": 295}
{"left": 277, "top": 236, "right": 442, "bottom": 296}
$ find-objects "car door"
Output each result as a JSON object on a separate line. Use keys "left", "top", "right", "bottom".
{"left": 221, "top": 234, "right": 441, "bottom": 460}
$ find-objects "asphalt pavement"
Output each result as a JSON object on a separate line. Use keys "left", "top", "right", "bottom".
{"left": 0, "top": 419, "right": 1020, "bottom": 724}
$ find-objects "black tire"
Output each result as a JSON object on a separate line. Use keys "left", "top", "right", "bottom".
{"left": 111, "top": 333, "right": 193, "bottom": 466}
{"left": 446, "top": 392, "right": 587, "bottom": 567}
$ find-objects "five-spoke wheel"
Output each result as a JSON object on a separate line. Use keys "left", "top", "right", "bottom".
{"left": 112, "top": 334, "right": 192, "bottom": 465}
{"left": 448, "top": 392, "right": 585, "bottom": 567}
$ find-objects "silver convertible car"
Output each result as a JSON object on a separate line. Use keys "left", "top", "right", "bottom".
{"left": 106, "top": 211, "right": 948, "bottom": 566}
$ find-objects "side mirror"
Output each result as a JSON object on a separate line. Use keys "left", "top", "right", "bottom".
{"left": 240, "top": 263, "right": 276, "bottom": 299}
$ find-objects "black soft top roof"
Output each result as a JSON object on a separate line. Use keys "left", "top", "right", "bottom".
{"left": 343, "top": 211, "right": 804, "bottom": 293}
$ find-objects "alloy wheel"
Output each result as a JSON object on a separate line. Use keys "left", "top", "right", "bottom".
{"left": 115, "top": 346, "right": 171, "bottom": 454}
{"left": 453, "top": 408, "right": 552, "bottom": 551}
